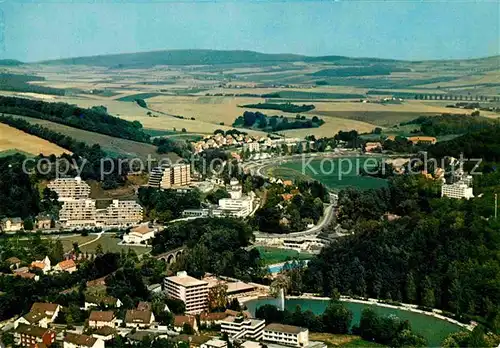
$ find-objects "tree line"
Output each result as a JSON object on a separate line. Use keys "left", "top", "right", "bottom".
{"left": 0, "top": 96, "right": 149, "bottom": 142}
{"left": 240, "top": 102, "right": 315, "bottom": 113}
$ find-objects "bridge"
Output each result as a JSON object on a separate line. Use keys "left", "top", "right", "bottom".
{"left": 153, "top": 246, "right": 186, "bottom": 264}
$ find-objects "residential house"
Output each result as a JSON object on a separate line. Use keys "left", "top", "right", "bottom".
{"left": 14, "top": 324, "right": 55, "bottom": 347}
{"left": 173, "top": 315, "right": 198, "bottom": 333}
{"left": 88, "top": 311, "right": 116, "bottom": 329}
{"left": 53, "top": 259, "right": 77, "bottom": 273}
{"left": 365, "top": 142, "right": 382, "bottom": 152}
{"left": 407, "top": 136, "right": 437, "bottom": 145}
{"left": 30, "top": 256, "right": 51, "bottom": 274}
{"left": 200, "top": 312, "right": 229, "bottom": 327}
{"left": 15, "top": 303, "right": 61, "bottom": 328}
{"left": 124, "top": 310, "right": 155, "bottom": 329}
{"left": 35, "top": 215, "right": 52, "bottom": 230}
{"left": 5, "top": 257, "right": 21, "bottom": 269}
{"left": 262, "top": 323, "right": 309, "bottom": 347}
{"left": 63, "top": 333, "right": 104, "bottom": 348}
{"left": 84, "top": 295, "right": 122, "bottom": 310}
{"left": 136, "top": 302, "right": 152, "bottom": 311}
{"left": 123, "top": 224, "right": 155, "bottom": 244}
{"left": 91, "top": 327, "right": 116, "bottom": 342}
{"left": 1, "top": 217, "right": 23, "bottom": 232}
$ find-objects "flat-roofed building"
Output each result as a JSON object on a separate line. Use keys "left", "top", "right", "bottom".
{"left": 164, "top": 271, "right": 208, "bottom": 314}
{"left": 218, "top": 196, "right": 253, "bottom": 217}
{"left": 441, "top": 182, "right": 474, "bottom": 199}
{"left": 149, "top": 164, "right": 191, "bottom": 189}
{"left": 96, "top": 200, "right": 143, "bottom": 227}
{"left": 263, "top": 323, "right": 309, "bottom": 347}
{"left": 59, "top": 199, "right": 96, "bottom": 227}
{"left": 220, "top": 316, "right": 265, "bottom": 340}
{"left": 47, "top": 177, "right": 91, "bottom": 201}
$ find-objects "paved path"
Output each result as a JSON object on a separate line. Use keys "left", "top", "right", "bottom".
{"left": 79, "top": 231, "right": 104, "bottom": 247}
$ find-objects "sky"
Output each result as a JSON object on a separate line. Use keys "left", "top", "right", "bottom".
{"left": 0, "top": 0, "right": 499, "bottom": 62}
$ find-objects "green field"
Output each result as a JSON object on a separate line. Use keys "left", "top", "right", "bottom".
{"left": 61, "top": 233, "right": 151, "bottom": 255}
{"left": 266, "top": 91, "right": 366, "bottom": 100}
{"left": 0, "top": 149, "right": 34, "bottom": 158}
{"left": 255, "top": 246, "right": 312, "bottom": 265}
{"left": 274, "top": 157, "right": 388, "bottom": 191}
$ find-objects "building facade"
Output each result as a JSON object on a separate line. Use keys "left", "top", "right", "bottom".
{"left": 164, "top": 271, "right": 208, "bottom": 314}
{"left": 262, "top": 323, "right": 309, "bottom": 347}
{"left": 47, "top": 177, "right": 91, "bottom": 201}
{"left": 96, "top": 200, "right": 143, "bottom": 226}
{"left": 148, "top": 164, "right": 191, "bottom": 189}
{"left": 14, "top": 324, "right": 56, "bottom": 347}
{"left": 59, "top": 199, "right": 97, "bottom": 227}
{"left": 220, "top": 316, "right": 265, "bottom": 340}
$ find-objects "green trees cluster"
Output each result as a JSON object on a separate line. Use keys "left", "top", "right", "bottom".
{"left": 0, "top": 96, "right": 149, "bottom": 142}
{"left": 0, "top": 73, "right": 64, "bottom": 95}
{"left": 241, "top": 103, "right": 315, "bottom": 113}
{"left": 304, "top": 174, "right": 500, "bottom": 331}
{"left": 151, "top": 218, "right": 265, "bottom": 281}
{"left": 153, "top": 138, "right": 192, "bottom": 158}
{"left": 137, "top": 187, "right": 201, "bottom": 223}
{"left": 233, "top": 111, "right": 324, "bottom": 132}
{"left": 404, "top": 114, "right": 497, "bottom": 136}
{"left": 252, "top": 181, "right": 328, "bottom": 233}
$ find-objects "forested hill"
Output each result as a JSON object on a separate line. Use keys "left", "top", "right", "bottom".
{"left": 428, "top": 126, "right": 500, "bottom": 162}
{"left": 37, "top": 49, "right": 499, "bottom": 68}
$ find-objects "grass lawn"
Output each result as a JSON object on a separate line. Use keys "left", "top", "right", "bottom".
{"left": 309, "top": 333, "right": 385, "bottom": 347}
{"left": 255, "top": 246, "right": 312, "bottom": 265}
{"left": 79, "top": 233, "right": 150, "bottom": 255}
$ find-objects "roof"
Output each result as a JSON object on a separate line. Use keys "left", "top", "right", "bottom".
{"left": 226, "top": 281, "right": 256, "bottom": 294}
{"left": 166, "top": 274, "right": 207, "bottom": 287}
{"left": 264, "top": 323, "right": 307, "bottom": 334}
{"left": 30, "top": 262, "right": 46, "bottom": 270}
{"left": 283, "top": 180, "right": 293, "bottom": 186}
{"left": 57, "top": 259, "right": 76, "bottom": 270}
{"left": 407, "top": 136, "right": 437, "bottom": 142}
{"left": 174, "top": 315, "right": 196, "bottom": 328}
{"left": 2, "top": 217, "right": 22, "bottom": 223}
{"left": 200, "top": 312, "right": 229, "bottom": 322}
{"left": 15, "top": 324, "right": 49, "bottom": 337}
{"left": 31, "top": 303, "right": 59, "bottom": 314}
{"left": 89, "top": 311, "right": 115, "bottom": 322}
{"left": 93, "top": 326, "right": 116, "bottom": 337}
{"left": 15, "top": 272, "right": 36, "bottom": 279}
{"left": 13, "top": 267, "right": 29, "bottom": 274}
{"left": 203, "top": 339, "right": 227, "bottom": 348}
{"left": 6, "top": 257, "right": 21, "bottom": 264}
{"left": 126, "top": 331, "right": 155, "bottom": 342}
{"left": 125, "top": 310, "right": 152, "bottom": 324}
{"left": 64, "top": 333, "right": 98, "bottom": 347}
{"left": 225, "top": 309, "right": 252, "bottom": 318}
{"left": 130, "top": 225, "right": 154, "bottom": 235}
{"left": 137, "top": 302, "right": 152, "bottom": 311}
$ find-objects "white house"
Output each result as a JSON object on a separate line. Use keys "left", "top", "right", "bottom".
{"left": 221, "top": 316, "right": 265, "bottom": 340}
{"left": 88, "top": 311, "right": 116, "bottom": 328}
{"left": 84, "top": 295, "right": 123, "bottom": 310}
{"left": 0, "top": 217, "right": 23, "bottom": 232}
{"left": 15, "top": 303, "right": 61, "bottom": 329}
{"left": 262, "top": 323, "right": 309, "bottom": 347}
{"left": 124, "top": 310, "right": 155, "bottom": 328}
{"left": 201, "top": 339, "right": 228, "bottom": 348}
{"left": 64, "top": 333, "right": 105, "bottom": 348}
{"left": 30, "top": 256, "right": 51, "bottom": 274}
{"left": 123, "top": 224, "right": 155, "bottom": 244}
{"left": 53, "top": 259, "right": 77, "bottom": 273}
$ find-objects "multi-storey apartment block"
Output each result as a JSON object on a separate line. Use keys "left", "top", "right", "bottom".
{"left": 148, "top": 164, "right": 191, "bottom": 189}
{"left": 47, "top": 177, "right": 91, "bottom": 201}
{"left": 59, "top": 199, "right": 97, "bottom": 227}
{"left": 14, "top": 324, "right": 56, "bottom": 347}
{"left": 164, "top": 271, "right": 208, "bottom": 314}
{"left": 96, "top": 200, "right": 143, "bottom": 226}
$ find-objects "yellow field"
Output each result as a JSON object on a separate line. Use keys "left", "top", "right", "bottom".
{"left": 0, "top": 123, "right": 71, "bottom": 156}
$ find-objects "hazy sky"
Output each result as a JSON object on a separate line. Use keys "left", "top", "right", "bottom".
{"left": 1, "top": 0, "right": 499, "bottom": 62}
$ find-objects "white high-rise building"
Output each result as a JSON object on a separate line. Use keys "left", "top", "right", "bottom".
{"left": 47, "top": 177, "right": 91, "bottom": 201}
{"left": 441, "top": 175, "right": 474, "bottom": 200}
{"left": 96, "top": 200, "right": 143, "bottom": 226}
{"left": 164, "top": 271, "right": 208, "bottom": 314}
{"left": 59, "top": 199, "right": 97, "bottom": 227}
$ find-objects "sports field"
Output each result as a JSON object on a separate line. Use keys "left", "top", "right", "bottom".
{"left": 273, "top": 157, "right": 388, "bottom": 191}
{"left": 254, "top": 246, "right": 312, "bottom": 265}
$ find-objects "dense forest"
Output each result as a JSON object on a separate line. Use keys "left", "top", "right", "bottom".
{"left": 301, "top": 174, "right": 500, "bottom": 332}
{"left": 240, "top": 102, "right": 315, "bottom": 113}
{"left": 0, "top": 96, "right": 149, "bottom": 142}
{"left": 0, "top": 116, "right": 129, "bottom": 187}
{"left": 233, "top": 111, "right": 324, "bottom": 132}
{"left": 151, "top": 218, "right": 265, "bottom": 281}
{"left": 0, "top": 73, "right": 64, "bottom": 95}
{"left": 137, "top": 187, "right": 201, "bottom": 223}
{"left": 404, "top": 113, "right": 497, "bottom": 136}
{"left": 252, "top": 180, "right": 329, "bottom": 233}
